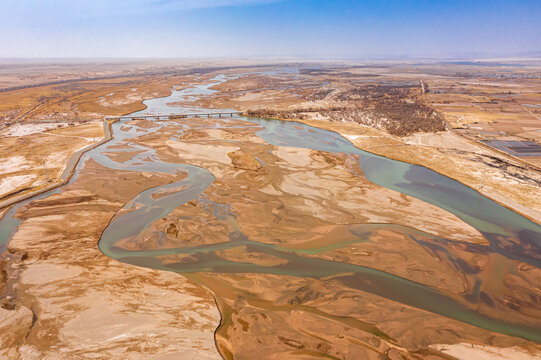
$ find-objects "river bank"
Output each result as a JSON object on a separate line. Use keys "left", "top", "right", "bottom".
{"left": 1, "top": 69, "right": 541, "bottom": 359}
{"left": 196, "top": 70, "right": 541, "bottom": 225}
{"left": 264, "top": 116, "right": 541, "bottom": 224}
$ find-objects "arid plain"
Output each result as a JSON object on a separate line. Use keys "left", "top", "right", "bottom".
{"left": 1, "top": 60, "right": 541, "bottom": 360}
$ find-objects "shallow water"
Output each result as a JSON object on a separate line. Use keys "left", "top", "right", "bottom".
{"left": 2, "top": 72, "right": 541, "bottom": 343}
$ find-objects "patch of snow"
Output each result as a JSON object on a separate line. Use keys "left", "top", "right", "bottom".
{"left": 344, "top": 134, "right": 378, "bottom": 141}
{"left": 0, "top": 174, "right": 34, "bottom": 196}
{"left": 0, "top": 156, "right": 30, "bottom": 174}
{"left": 430, "top": 343, "right": 541, "bottom": 360}
{"left": 1, "top": 123, "right": 67, "bottom": 137}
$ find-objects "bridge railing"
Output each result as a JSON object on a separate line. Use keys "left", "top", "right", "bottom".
{"left": 106, "top": 111, "right": 242, "bottom": 121}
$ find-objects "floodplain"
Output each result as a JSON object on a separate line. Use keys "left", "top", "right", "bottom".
{"left": 0, "top": 60, "right": 541, "bottom": 360}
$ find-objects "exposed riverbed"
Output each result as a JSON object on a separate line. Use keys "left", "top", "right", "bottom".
{"left": 2, "top": 72, "right": 541, "bottom": 357}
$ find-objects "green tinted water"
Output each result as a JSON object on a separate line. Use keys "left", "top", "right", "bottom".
{"left": 2, "top": 73, "right": 541, "bottom": 343}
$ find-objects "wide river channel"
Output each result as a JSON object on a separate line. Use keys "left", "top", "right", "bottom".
{"left": 1, "top": 72, "right": 541, "bottom": 344}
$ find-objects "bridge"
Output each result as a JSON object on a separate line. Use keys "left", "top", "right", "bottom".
{"left": 106, "top": 111, "right": 242, "bottom": 121}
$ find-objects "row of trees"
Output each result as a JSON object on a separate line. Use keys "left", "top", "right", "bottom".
{"left": 245, "top": 84, "right": 446, "bottom": 137}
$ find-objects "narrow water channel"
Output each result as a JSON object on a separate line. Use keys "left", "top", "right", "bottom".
{"left": 2, "top": 72, "right": 541, "bottom": 344}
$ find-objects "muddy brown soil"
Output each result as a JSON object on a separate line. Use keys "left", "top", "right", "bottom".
{"left": 113, "top": 117, "right": 541, "bottom": 359}
{"left": 2, "top": 64, "right": 541, "bottom": 359}
{"left": 200, "top": 71, "right": 541, "bottom": 223}
{"left": 0, "top": 122, "right": 105, "bottom": 203}
{"left": 1, "top": 160, "right": 221, "bottom": 359}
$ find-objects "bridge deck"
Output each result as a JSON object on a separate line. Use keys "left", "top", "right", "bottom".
{"left": 106, "top": 112, "right": 242, "bottom": 121}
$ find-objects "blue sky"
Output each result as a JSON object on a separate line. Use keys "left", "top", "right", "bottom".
{"left": 0, "top": 0, "right": 539, "bottom": 58}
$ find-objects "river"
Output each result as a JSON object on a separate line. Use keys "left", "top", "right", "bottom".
{"left": 2, "top": 72, "right": 541, "bottom": 344}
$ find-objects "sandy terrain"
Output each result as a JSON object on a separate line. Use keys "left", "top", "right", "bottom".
{"left": 430, "top": 343, "right": 541, "bottom": 360}
{"left": 0, "top": 122, "right": 105, "bottom": 203}
{"left": 3, "top": 113, "right": 538, "bottom": 358}
{"left": 201, "top": 69, "right": 541, "bottom": 223}
{"left": 3, "top": 163, "right": 221, "bottom": 359}
{"left": 1, "top": 123, "right": 68, "bottom": 136}
{"left": 1, "top": 61, "right": 540, "bottom": 359}
{"left": 421, "top": 71, "right": 541, "bottom": 169}
{"left": 307, "top": 119, "right": 541, "bottom": 223}
{"left": 117, "top": 116, "right": 541, "bottom": 358}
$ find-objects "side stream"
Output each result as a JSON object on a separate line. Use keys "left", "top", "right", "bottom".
{"left": 2, "top": 72, "right": 541, "bottom": 344}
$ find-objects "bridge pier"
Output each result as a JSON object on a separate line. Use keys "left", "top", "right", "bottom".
{"left": 106, "top": 111, "right": 241, "bottom": 122}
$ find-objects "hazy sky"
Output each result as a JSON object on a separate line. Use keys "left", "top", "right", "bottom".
{"left": 1, "top": 0, "right": 540, "bottom": 59}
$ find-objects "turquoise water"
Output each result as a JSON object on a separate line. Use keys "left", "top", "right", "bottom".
{"left": 2, "top": 73, "right": 541, "bottom": 343}
{"left": 98, "top": 113, "right": 541, "bottom": 343}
